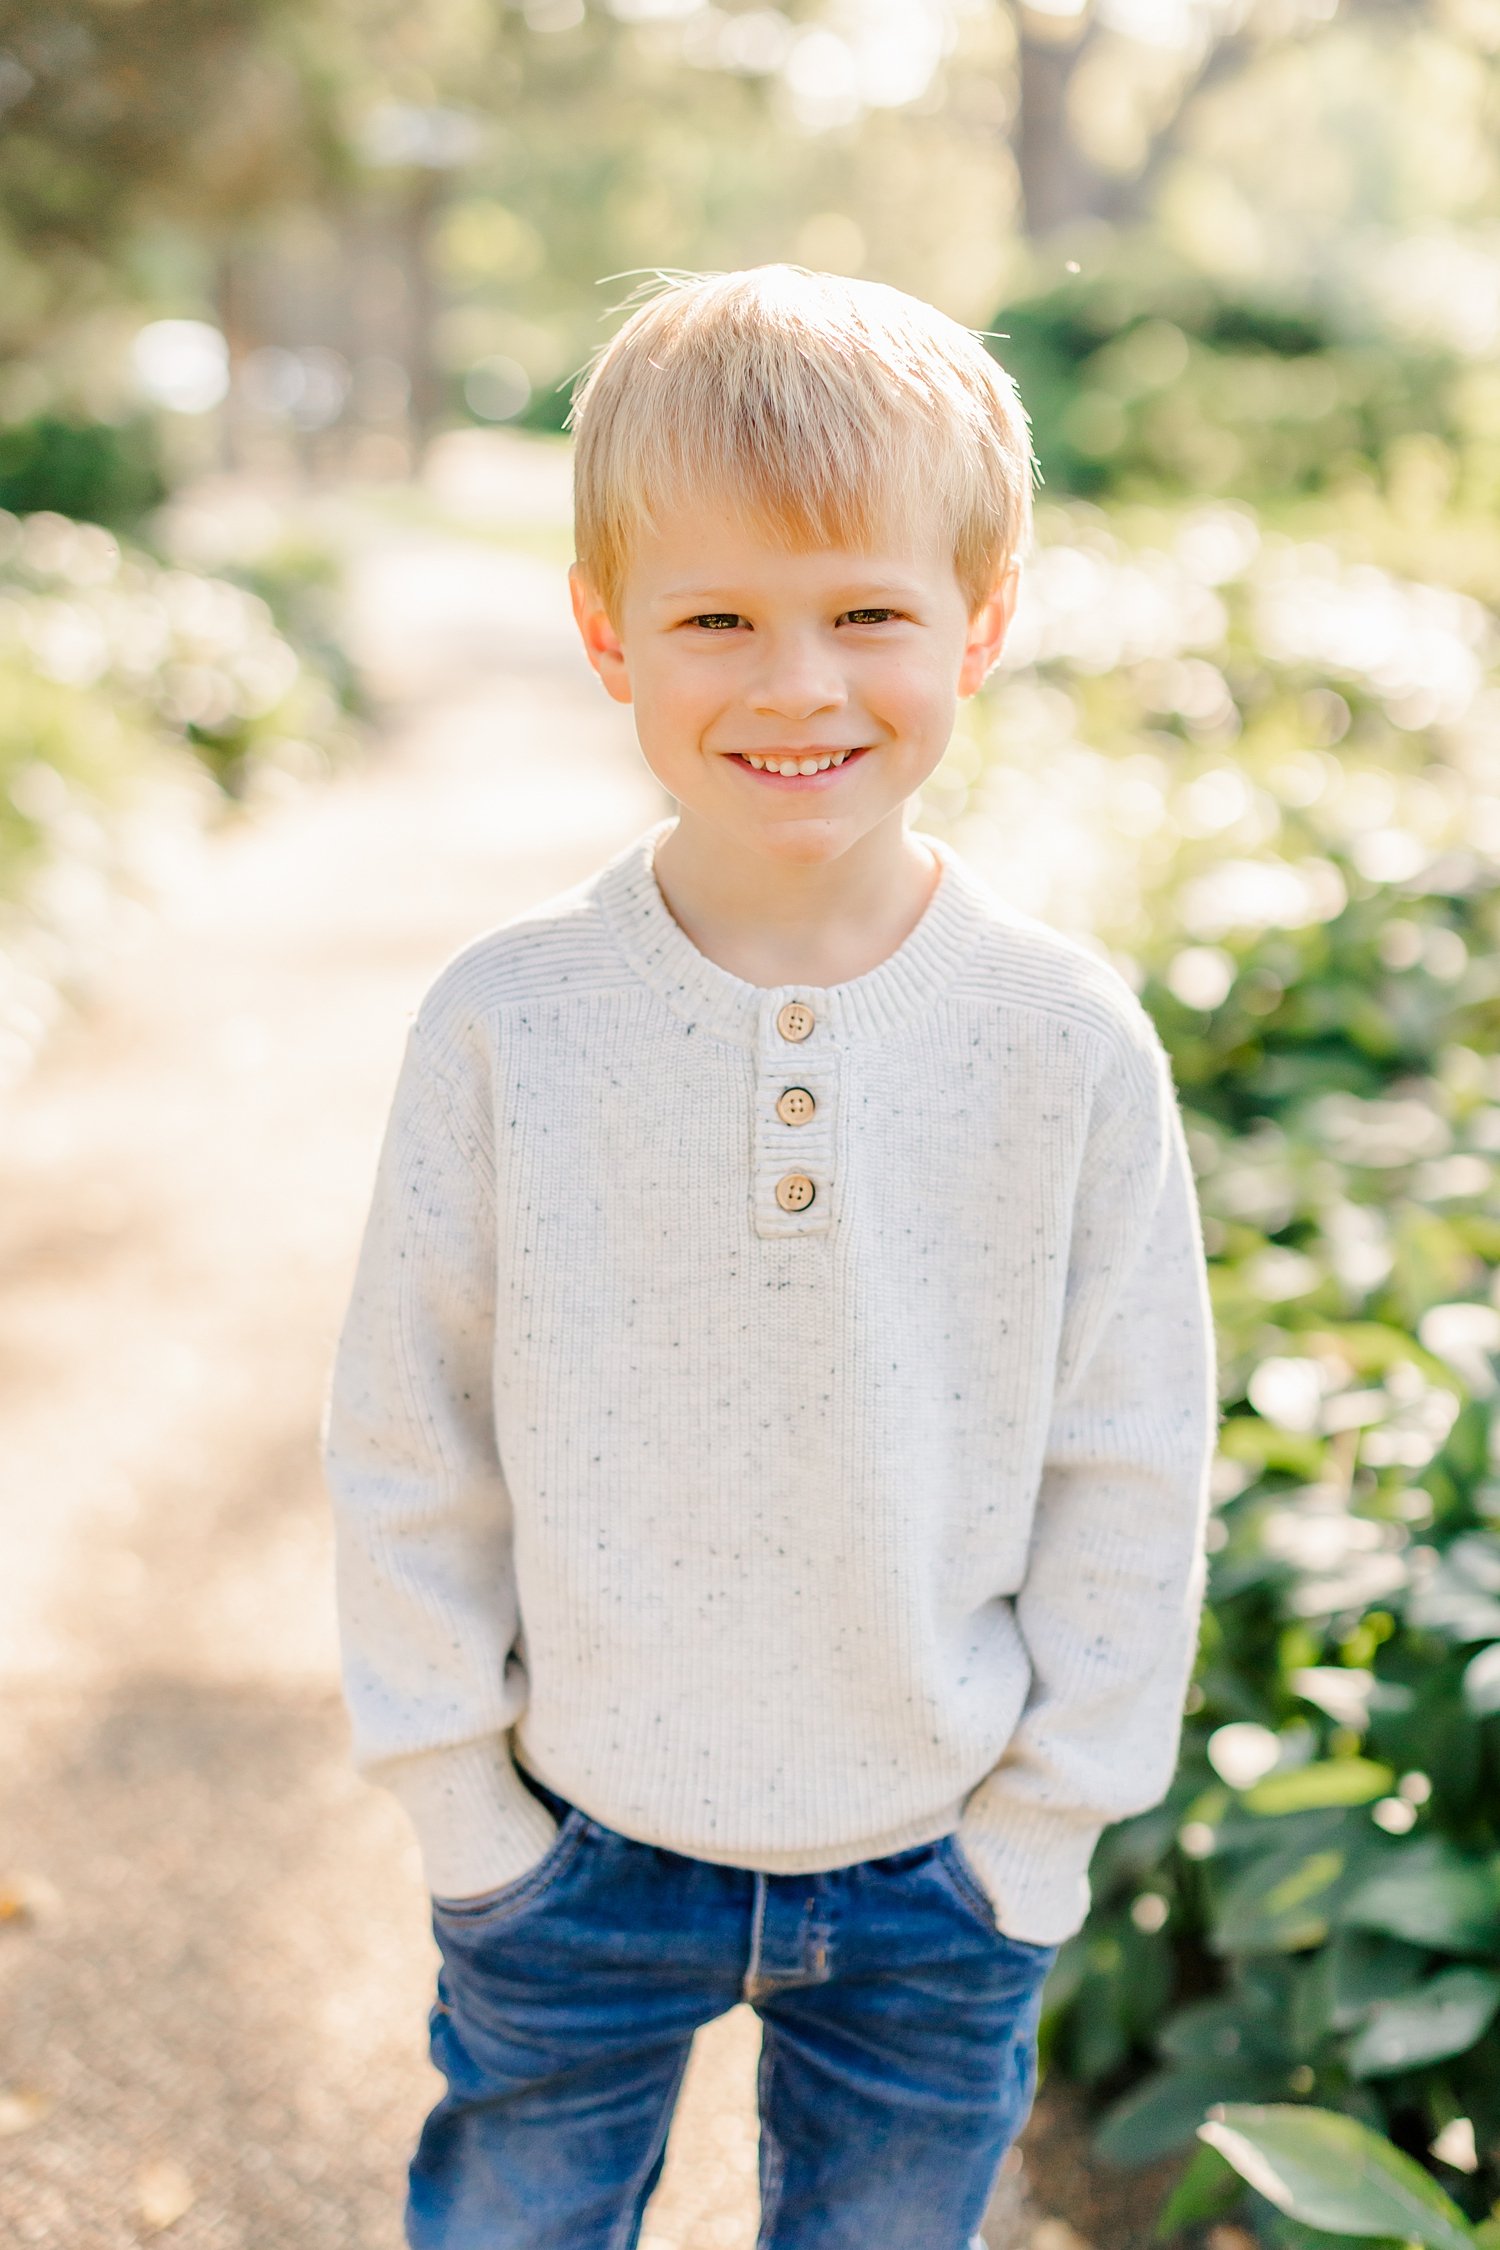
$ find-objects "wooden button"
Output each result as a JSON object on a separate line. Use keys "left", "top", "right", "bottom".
{"left": 776, "top": 1086, "right": 816, "bottom": 1126}
{"left": 776, "top": 1000, "right": 815, "bottom": 1042}
{"left": 774, "top": 1173, "right": 816, "bottom": 1213}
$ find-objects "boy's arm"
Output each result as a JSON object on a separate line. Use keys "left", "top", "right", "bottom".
{"left": 321, "top": 1018, "right": 559, "bottom": 1901}
{"left": 958, "top": 1022, "right": 1219, "bottom": 1947}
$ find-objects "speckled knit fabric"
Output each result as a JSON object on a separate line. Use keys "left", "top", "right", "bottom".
{"left": 323, "top": 817, "right": 1217, "bottom": 1944}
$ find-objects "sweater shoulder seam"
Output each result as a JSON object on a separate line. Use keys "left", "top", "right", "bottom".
{"left": 948, "top": 983, "right": 1161, "bottom": 1090}
{"left": 409, "top": 1022, "right": 498, "bottom": 1206}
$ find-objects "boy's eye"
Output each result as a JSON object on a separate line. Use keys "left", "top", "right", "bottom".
{"left": 687, "top": 613, "right": 746, "bottom": 631}
{"left": 841, "top": 607, "right": 900, "bottom": 625}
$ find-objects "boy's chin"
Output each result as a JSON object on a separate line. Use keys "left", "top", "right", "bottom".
{"left": 650, "top": 754, "right": 940, "bottom": 864}
{"left": 675, "top": 797, "right": 906, "bottom": 867}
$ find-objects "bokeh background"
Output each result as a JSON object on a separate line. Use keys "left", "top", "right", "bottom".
{"left": 3, "top": 3, "right": 1500, "bottom": 2247}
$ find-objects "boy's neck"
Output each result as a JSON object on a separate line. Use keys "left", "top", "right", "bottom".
{"left": 650, "top": 808, "right": 942, "bottom": 989}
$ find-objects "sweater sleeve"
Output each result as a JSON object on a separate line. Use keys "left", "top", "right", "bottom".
{"left": 321, "top": 1018, "right": 559, "bottom": 1900}
{"left": 957, "top": 1022, "right": 1218, "bottom": 1946}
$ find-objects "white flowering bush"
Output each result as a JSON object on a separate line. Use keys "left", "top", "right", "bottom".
{"left": 0, "top": 509, "right": 357, "bottom": 1086}
{"left": 923, "top": 499, "right": 1500, "bottom": 955}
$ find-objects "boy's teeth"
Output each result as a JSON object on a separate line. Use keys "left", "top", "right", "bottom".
{"left": 743, "top": 750, "right": 853, "bottom": 775}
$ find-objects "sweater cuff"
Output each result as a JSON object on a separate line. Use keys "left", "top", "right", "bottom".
{"left": 956, "top": 1796, "right": 1104, "bottom": 1946}
{"left": 376, "top": 1738, "right": 561, "bottom": 1900}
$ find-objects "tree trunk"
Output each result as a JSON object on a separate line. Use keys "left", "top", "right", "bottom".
{"left": 1015, "top": 23, "right": 1110, "bottom": 239}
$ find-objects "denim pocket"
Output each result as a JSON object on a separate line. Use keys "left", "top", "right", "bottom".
{"left": 937, "top": 1834, "right": 1057, "bottom": 1968}
{"left": 935, "top": 1831, "right": 1006, "bottom": 1935}
{"left": 431, "top": 1806, "right": 590, "bottom": 1927}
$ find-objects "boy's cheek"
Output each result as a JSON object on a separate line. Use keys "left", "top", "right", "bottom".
{"left": 872, "top": 659, "right": 960, "bottom": 740}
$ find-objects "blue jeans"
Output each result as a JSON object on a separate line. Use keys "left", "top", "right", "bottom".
{"left": 406, "top": 1767, "right": 1056, "bottom": 2250}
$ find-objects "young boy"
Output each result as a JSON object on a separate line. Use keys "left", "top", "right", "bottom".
{"left": 323, "top": 265, "right": 1217, "bottom": 2250}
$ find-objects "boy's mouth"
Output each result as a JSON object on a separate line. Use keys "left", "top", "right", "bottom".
{"left": 724, "top": 746, "right": 870, "bottom": 784}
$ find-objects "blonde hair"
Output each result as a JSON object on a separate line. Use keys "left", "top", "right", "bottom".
{"left": 567, "top": 265, "right": 1035, "bottom": 621}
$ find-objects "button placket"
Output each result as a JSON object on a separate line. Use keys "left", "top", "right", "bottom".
{"left": 754, "top": 995, "right": 836, "bottom": 1239}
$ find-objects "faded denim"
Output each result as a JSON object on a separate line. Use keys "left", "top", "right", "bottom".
{"left": 406, "top": 1767, "right": 1055, "bottom": 2250}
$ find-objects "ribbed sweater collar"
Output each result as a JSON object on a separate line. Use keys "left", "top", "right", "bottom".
{"left": 596, "top": 816, "right": 992, "bottom": 1049}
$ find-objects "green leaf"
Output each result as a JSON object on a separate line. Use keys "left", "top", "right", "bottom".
{"left": 1248, "top": 1760, "right": 1394, "bottom": 1815}
{"left": 1311, "top": 1321, "right": 1457, "bottom": 1391}
{"left": 1345, "top": 1967, "right": 1500, "bottom": 2078}
{"left": 1212, "top": 1803, "right": 1353, "bottom": 1864}
{"left": 1198, "top": 2104, "right": 1478, "bottom": 2248}
{"left": 1097, "top": 2063, "right": 1289, "bottom": 2166}
{"left": 1339, "top": 1841, "right": 1500, "bottom": 1955}
{"left": 1267, "top": 2225, "right": 1408, "bottom": 2250}
{"left": 1215, "top": 1847, "right": 1348, "bottom": 1953}
{"left": 1323, "top": 1930, "right": 1433, "bottom": 2032}
{"left": 1368, "top": 1667, "right": 1485, "bottom": 1819}
{"left": 1218, "top": 1414, "right": 1327, "bottom": 1479}
{"left": 1156, "top": 2141, "right": 1244, "bottom": 2236}
{"left": 1159, "top": 1993, "right": 1291, "bottom": 2067}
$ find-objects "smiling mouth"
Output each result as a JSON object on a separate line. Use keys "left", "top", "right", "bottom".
{"left": 726, "top": 747, "right": 869, "bottom": 777}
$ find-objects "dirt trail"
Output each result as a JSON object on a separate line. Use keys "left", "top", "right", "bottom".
{"left": 0, "top": 489, "right": 1118, "bottom": 2249}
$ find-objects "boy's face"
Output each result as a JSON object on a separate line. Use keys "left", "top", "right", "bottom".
{"left": 570, "top": 499, "right": 1018, "bottom": 866}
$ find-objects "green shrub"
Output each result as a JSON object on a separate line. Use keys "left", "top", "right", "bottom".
{"left": 921, "top": 497, "right": 1500, "bottom": 2243}
{"left": 987, "top": 255, "right": 1484, "bottom": 513}
{"left": 0, "top": 414, "right": 167, "bottom": 531}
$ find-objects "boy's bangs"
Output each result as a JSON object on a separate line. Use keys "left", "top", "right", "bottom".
{"left": 633, "top": 418, "right": 960, "bottom": 567}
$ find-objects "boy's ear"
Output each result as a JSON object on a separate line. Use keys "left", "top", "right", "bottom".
{"left": 957, "top": 561, "right": 1021, "bottom": 698}
{"left": 569, "top": 565, "right": 634, "bottom": 705}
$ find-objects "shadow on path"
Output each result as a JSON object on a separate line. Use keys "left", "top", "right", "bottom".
{"left": 3, "top": 1676, "right": 427, "bottom": 2250}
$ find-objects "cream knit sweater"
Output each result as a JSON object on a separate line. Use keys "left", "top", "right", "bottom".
{"left": 323, "top": 818, "right": 1217, "bottom": 1945}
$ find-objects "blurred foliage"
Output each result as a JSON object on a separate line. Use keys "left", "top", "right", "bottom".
{"left": 992, "top": 253, "right": 1500, "bottom": 522}
{"left": 921, "top": 502, "right": 1500, "bottom": 2242}
{"left": 3, "top": 0, "right": 1500, "bottom": 439}
{"left": 6, "top": 0, "right": 1500, "bottom": 494}
{"left": 219, "top": 532, "right": 361, "bottom": 738}
{"left": 394, "top": 6, "right": 1018, "bottom": 427}
{"left": 0, "top": 0, "right": 328, "bottom": 261}
{"left": 0, "top": 413, "right": 167, "bottom": 528}
{"left": 0, "top": 507, "right": 358, "bottom": 1084}
{"left": 0, "top": 0, "right": 1018, "bottom": 414}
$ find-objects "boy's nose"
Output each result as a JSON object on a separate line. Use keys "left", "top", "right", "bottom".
{"left": 748, "top": 639, "right": 847, "bottom": 722}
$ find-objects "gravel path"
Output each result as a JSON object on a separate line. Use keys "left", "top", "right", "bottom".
{"left": 0, "top": 479, "right": 1140, "bottom": 2249}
